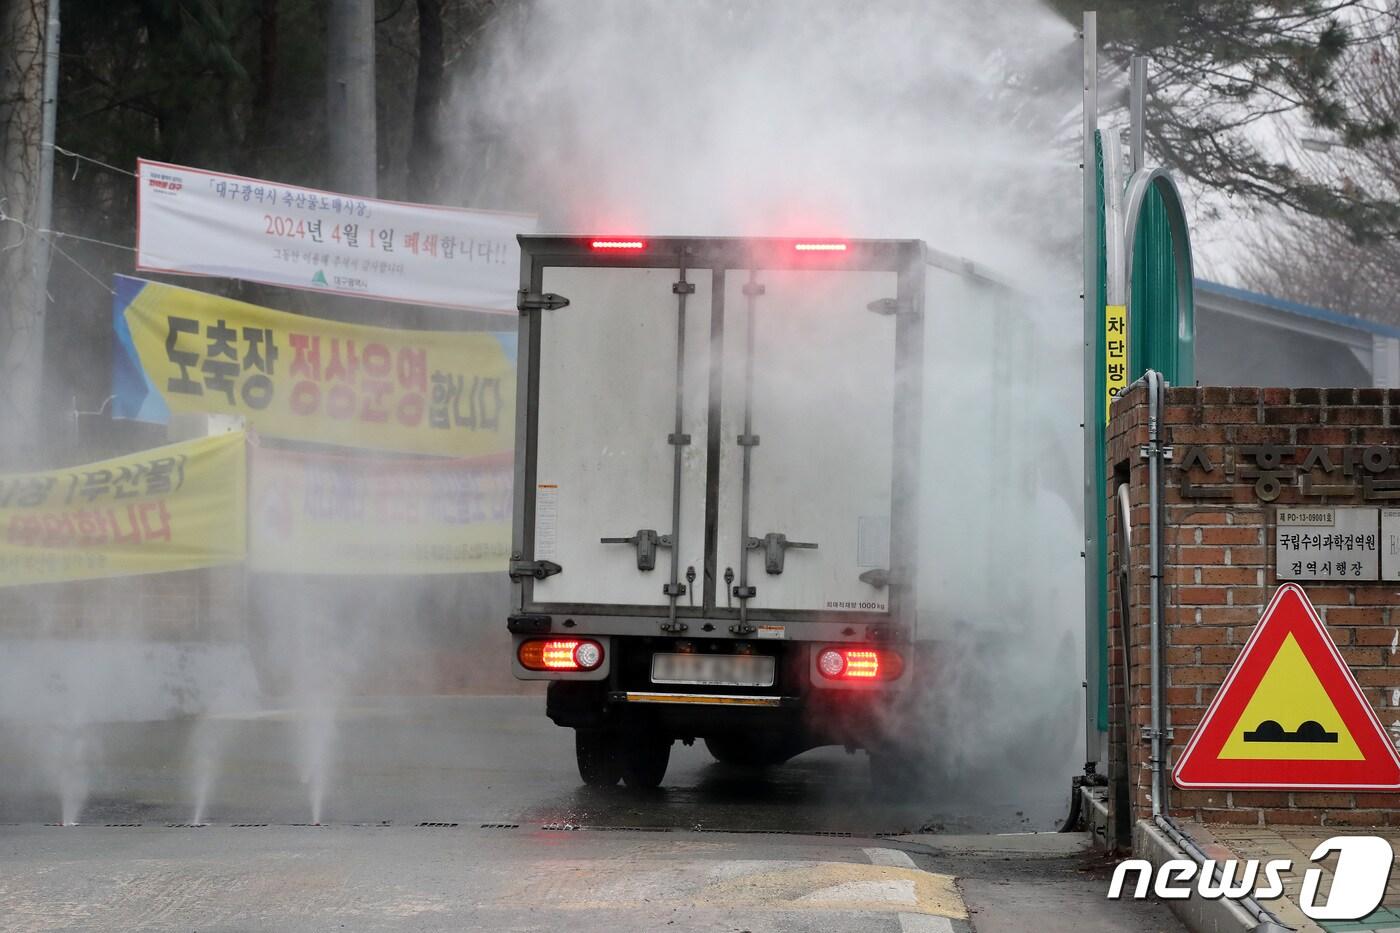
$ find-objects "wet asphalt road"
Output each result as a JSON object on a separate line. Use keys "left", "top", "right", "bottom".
{"left": 0, "top": 695, "right": 1063, "bottom": 833}
{"left": 0, "top": 696, "right": 1184, "bottom": 932}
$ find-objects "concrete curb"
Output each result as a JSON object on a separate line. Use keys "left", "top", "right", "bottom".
{"left": 1132, "top": 819, "right": 1274, "bottom": 933}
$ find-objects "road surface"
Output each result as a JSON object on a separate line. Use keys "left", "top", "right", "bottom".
{"left": 0, "top": 695, "right": 1182, "bottom": 932}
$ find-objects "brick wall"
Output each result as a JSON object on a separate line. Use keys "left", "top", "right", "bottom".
{"left": 1107, "top": 385, "right": 1400, "bottom": 830}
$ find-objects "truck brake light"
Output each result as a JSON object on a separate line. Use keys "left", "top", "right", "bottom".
{"left": 518, "top": 638, "right": 604, "bottom": 672}
{"left": 590, "top": 240, "right": 646, "bottom": 250}
{"left": 815, "top": 646, "right": 903, "bottom": 681}
{"left": 793, "top": 241, "right": 847, "bottom": 252}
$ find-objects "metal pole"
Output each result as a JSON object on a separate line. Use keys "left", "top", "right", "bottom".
{"left": 326, "top": 0, "right": 377, "bottom": 197}
{"left": 1081, "top": 10, "right": 1102, "bottom": 776}
{"left": 1145, "top": 370, "right": 1165, "bottom": 816}
{"left": 1129, "top": 56, "right": 1146, "bottom": 174}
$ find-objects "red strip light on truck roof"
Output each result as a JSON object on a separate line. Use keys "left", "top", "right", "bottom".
{"left": 793, "top": 242, "right": 848, "bottom": 252}
{"left": 590, "top": 240, "right": 646, "bottom": 250}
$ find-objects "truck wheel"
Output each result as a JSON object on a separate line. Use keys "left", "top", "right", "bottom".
{"left": 620, "top": 733, "right": 671, "bottom": 789}
{"left": 575, "top": 728, "right": 621, "bottom": 787}
{"left": 704, "top": 735, "right": 790, "bottom": 768}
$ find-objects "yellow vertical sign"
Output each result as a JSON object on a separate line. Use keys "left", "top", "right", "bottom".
{"left": 1105, "top": 304, "right": 1128, "bottom": 422}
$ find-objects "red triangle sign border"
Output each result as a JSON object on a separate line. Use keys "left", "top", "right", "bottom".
{"left": 1173, "top": 582, "right": 1400, "bottom": 792}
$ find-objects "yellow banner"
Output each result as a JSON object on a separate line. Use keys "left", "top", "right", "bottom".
{"left": 0, "top": 433, "right": 247, "bottom": 587}
{"left": 113, "top": 275, "right": 516, "bottom": 457}
{"left": 1105, "top": 304, "right": 1128, "bottom": 422}
{"left": 249, "top": 444, "right": 510, "bottom": 574}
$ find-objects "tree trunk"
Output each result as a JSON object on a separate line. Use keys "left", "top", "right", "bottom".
{"left": 326, "top": 0, "right": 377, "bottom": 196}
{"left": 248, "top": 0, "right": 278, "bottom": 176}
{"left": 408, "top": 0, "right": 444, "bottom": 204}
{"left": 0, "top": 0, "right": 47, "bottom": 468}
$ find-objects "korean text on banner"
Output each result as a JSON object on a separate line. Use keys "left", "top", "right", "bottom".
{"left": 1105, "top": 304, "right": 1128, "bottom": 422}
{"left": 136, "top": 159, "right": 535, "bottom": 312}
{"left": 249, "top": 445, "right": 510, "bottom": 575}
{"left": 112, "top": 275, "right": 517, "bottom": 458}
{"left": 0, "top": 433, "right": 247, "bottom": 587}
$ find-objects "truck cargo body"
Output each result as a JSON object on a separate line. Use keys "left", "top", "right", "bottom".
{"left": 507, "top": 236, "right": 931, "bottom": 787}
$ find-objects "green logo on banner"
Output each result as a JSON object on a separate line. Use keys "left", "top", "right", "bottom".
{"left": 311, "top": 270, "right": 328, "bottom": 286}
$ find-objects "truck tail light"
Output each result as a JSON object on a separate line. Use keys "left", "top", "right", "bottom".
{"left": 590, "top": 239, "right": 646, "bottom": 250}
{"left": 815, "top": 646, "right": 903, "bottom": 682}
{"left": 793, "top": 241, "right": 847, "bottom": 252}
{"left": 518, "top": 638, "right": 604, "bottom": 672}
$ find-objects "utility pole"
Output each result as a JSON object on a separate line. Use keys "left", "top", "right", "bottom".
{"left": 326, "top": 0, "right": 377, "bottom": 197}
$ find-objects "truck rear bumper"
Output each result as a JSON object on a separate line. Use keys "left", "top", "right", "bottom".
{"left": 545, "top": 681, "right": 907, "bottom": 752}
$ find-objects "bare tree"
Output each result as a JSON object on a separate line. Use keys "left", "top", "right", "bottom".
{"left": 1243, "top": 24, "right": 1400, "bottom": 323}
{"left": 0, "top": 0, "right": 46, "bottom": 468}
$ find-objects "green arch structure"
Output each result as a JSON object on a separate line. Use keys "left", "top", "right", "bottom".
{"left": 1124, "top": 167, "right": 1195, "bottom": 386}
{"left": 1090, "top": 141, "right": 1196, "bottom": 734}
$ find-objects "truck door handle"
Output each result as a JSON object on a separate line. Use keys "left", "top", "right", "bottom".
{"left": 600, "top": 529, "right": 672, "bottom": 571}
{"left": 746, "top": 533, "right": 817, "bottom": 575}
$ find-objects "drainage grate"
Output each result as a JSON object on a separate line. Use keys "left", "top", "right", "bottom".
{"left": 480, "top": 823, "right": 519, "bottom": 830}
{"left": 103, "top": 823, "right": 142, "bottom": 828}
{"left": 288, "top": 823, "right": 325, "bottom": 828}
{"left": 231, "top": 823, "right": 268, "bottom": 828}
{"left": 165, "top": 823, "right": 207, "bottom": 829}
{"left": 541, "top": 822, "right": 581, "bottom": 831}
{"left": 691, "top": 827, "right": 854, "bottom": 837}
{"left": 416, "top": 822, "right": 459, "bottom": 828}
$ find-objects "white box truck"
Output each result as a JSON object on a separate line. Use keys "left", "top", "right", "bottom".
{"left": 508, "top": 235, "right": 971, "bottom": 789}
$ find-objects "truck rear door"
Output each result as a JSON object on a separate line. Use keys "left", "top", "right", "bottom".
{"left": 512, "top": 238, "right": 923, "bottom": 637}
{"left": 526, "top": 263, "right": 711, "bottom": 609}
{"left": 716, "top": 268, "right": 898, "bottom": 615}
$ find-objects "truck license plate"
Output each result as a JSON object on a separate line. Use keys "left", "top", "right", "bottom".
{"left": 650, "top": 653, "right": 776, "bottom": 687}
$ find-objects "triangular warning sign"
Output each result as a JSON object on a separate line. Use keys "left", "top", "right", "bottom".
{"left": 1174, "top": 583, "right": 1400, "bottom": 791}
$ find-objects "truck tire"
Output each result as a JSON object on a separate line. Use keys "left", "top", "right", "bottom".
{"left": 704, "top": 735, "right": 791, "bottom": 768}
{"left": 575, "top": 728, "right": 621, "bottom": 787}
{"left": 620, "top": 733, "right": 671, "bottom": 789}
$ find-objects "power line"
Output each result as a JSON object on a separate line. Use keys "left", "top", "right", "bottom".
{"left": 0, "top": 211, "right": 119, "bottom": 295}
{"left": 53, "top": 145, "right": 136, "bottom": 179}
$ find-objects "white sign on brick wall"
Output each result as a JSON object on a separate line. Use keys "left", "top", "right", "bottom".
{"left": 1275, "top": 507, "right": 1379, "bottom": 581}
{"left": 1379, "top": 509, "right": 1400, "bottom": 581}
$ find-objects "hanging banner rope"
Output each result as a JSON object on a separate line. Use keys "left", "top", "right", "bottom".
{"left": 0, "top": 432, "right": 247, "bottom": 587}
{"left": 111, "top": 275, "right": 516, "bottom": 458}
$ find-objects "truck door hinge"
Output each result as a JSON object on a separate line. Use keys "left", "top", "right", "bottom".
{"left": 509, "top": 559, "right": 562, "bottom": 581}
{"left": 517, "top": 289, "right": 570, "bottom": 312}
{"left": 866, "top": 298, "right": 916, "bottom": 317}
{"left": 729, "top": 622, "right": 757, "bottom": 636}
{"left": 659, "top": 621, "right": 688, "bottom": 634}
{"left": 731, "top": 585, "right": 757, "bottom": 600}
{"left": 859, "top": 568, "right": 892, "bottom": 589}
{"left": 672, "top": 281, "right": 696, "bottom": 295}
{"left": 507, "top": 613, "right": 552, "bottom": 634}
{"left": 747, "top": 533, "right": 817, "bottom": 575}
{"left": 600, "top": 529, "right": 672, "bottom": 571}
